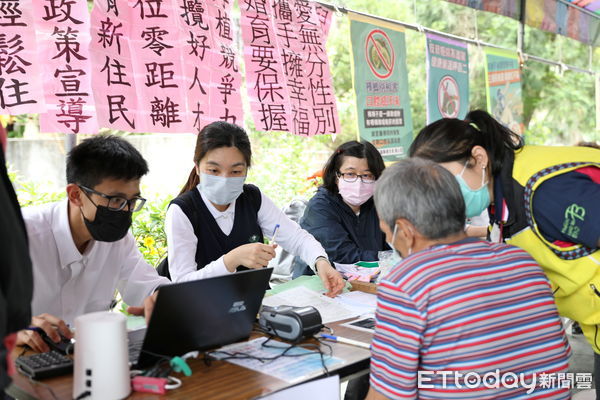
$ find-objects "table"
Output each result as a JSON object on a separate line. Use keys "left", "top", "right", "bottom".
{"left": 7, "top": 319, "right": 373, "bottom": 400}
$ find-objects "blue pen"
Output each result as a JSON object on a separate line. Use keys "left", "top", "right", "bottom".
{"left": 320, "top": 333, "right": 370, "bottom": 349}
{"left": 271, "top": 224, "right": 280, "bottom": 244}
{"left": 25, "top": 326, "right": 44, "bottom": 334}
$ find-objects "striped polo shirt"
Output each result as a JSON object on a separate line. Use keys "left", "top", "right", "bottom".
{"left": 370, "top": 238, "right": 571, "bottom": 400}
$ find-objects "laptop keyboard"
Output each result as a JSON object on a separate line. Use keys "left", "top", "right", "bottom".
{"left": 128, "top": 339, "right": 143, "bottom": 362}
{"left": 127, "top": 328, "right": 146, "bottom": 363}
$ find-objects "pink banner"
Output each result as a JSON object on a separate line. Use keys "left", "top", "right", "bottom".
{"left": 129, "top": 0, "right": 187, "bottom": 133}
{"left": 176, "top": 0, "right": 243, "bottom": 133}
{"left": 176, "top": 0, "right": 213, "bottom": 133}
{"left": 206, "top": 0, "right": 243, "bottom": 128}
{"left": 272, "top": 0, "right": 339, "bottom": 135}
{"left": 33, "top": 0, "right": 99, "bottom": 134}
{"left": 90, "top": 0, "right": 138, "bottom": 132}
{"left": 315, "top": 4, "right": 333, "bottom": 38}
{"left": 241, "top": 0, "right": 292, "bottom": 133}
{"left": 90, "top": 0, "right": 244, "bottom": 134}
{"left": 6, "top": 0, "right": 336, "bottom": 135}
{"left": 0, "top": 0, "right": 46, "bottom": 115}
{"left": 242, "top": 0, "right": 339, "bottom": 135}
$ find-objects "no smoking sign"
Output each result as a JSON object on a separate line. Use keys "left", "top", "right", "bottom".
{"left": 365, "top": 29, "right": 395, "bottom": 79}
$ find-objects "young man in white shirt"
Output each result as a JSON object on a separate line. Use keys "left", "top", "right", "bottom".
{"left": 16, "top": 136, "right": 170, "bottom": 352}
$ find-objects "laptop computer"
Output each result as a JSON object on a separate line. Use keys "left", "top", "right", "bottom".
{"left": 129, "top": 267, "right": 273, "bottom": 367}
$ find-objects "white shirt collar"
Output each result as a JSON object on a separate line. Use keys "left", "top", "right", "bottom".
{"left": 198, "top": 187, "right": 236, "bottom": 220}
{"left": 51, "top": 199, "right": 90, "bottom": 269}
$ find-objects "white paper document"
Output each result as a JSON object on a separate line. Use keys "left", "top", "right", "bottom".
{"left": 262, "top": 286, "right": 358, "bottom": 324}
{"left": 333, "top": 291, "right": 377, "bottom": 316}
{"left": 212, "top": 338, "right": 344, "bottom": 383}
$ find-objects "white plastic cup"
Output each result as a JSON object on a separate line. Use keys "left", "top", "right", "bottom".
{"left": 73, "top": 312, "right": 131, "bottom": 400}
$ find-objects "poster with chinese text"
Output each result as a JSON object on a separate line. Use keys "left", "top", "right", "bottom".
{"left": 425, "top": 33, "right": 469, "bottom": 123}
{"left": 484, "top": 47, "right": 523, "bottom": 135}
{"left": 348, "top": 12, "right": 412, "bottom": 161}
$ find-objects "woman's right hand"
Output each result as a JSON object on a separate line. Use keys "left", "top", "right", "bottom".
{"left": 223, "top": 243, "right": 277, "bottom": 272}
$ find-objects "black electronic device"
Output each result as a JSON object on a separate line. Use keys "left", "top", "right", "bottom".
{"left": 130, "top": 267, "right": 273, "bottom": 367}
{"left": 15, "top": 350, "right": 73, "bottom": 380}
{"left": 258, "top": 305, "right": 323, "bottom": 342}
{"left": 39, "top": 331, "right": 74, "bottom": 355}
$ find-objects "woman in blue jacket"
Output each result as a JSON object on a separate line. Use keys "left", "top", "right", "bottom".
{"left": 293, "top": 140, "right": 388, "bottom": 277}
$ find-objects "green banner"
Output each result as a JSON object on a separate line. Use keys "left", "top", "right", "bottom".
{"left": 349, "top": 13, "right": 413, "bottom": 162}
{"left": 426, "top": 33, "right": 469, "bottom": 123}
{"left": 484, "top": 48, "right": 524, "bottom": 135}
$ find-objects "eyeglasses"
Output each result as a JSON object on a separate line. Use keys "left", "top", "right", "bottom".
{"left": 79, "top": 185, "right": 147, "bottom": 212}
{"left": 337, "top": 172, "right": 376, "bottom": 184}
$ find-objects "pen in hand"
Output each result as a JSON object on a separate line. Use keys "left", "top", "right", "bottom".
{"left": 271, "top": 224, "right": 280, "bottom": 245}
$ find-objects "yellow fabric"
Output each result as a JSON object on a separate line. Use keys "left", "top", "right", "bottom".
{"left": 554, "top": 259, "right": 600, "bottom": 349}
{"left": 506, "top": 145, "right": 600, "bottom": 352}
{"left": 525, "top": 0, "right": 546, "bottom": 29}
{"left": 509, "top": 229, "right": 598, "bottom": 297}
{"left": 512, "top": 145, "right": 599, "bottom": 185}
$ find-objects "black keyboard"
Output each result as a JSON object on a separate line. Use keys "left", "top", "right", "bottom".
{"left": 16, "top": 350, "right": 73, "bottom": 380}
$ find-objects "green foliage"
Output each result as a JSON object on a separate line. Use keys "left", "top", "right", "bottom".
{"left": 245, "top": 117, "right": 333, "bottom": 208}
{"left": 130, "top": 196, "right": 170, "bottom": 267}
{"left": 9, "top": 167, "right": 65, "bottom": 206}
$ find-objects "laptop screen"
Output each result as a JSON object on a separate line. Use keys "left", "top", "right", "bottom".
{"left": 135, "top": 268, "right": 273, "bottom": 367}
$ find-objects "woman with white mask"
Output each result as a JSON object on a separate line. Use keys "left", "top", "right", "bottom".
{"left": 293, "top": 141, "right": 388, "bottom": 280}
{"left": 164, "top": 121, "right": 344, "bottom": 297}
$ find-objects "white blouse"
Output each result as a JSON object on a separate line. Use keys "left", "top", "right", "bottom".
{"left": 165, "top": 188, "right": 327, "bottom": 282}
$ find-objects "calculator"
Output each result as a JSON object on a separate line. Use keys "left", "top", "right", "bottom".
{"left": 15, "top": 350, "right": 74, "bottom": 380}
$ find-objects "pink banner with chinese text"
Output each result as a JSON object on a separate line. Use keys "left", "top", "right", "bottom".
{"left": 272, "top": 0, "right": 339, "bottom": 136}
{"left": 129, "top": 0, "right": 188, "bottom": 133}
{"left": 242, "top": 0, "right": 339, "bottom": 135}
{"left": 0, "top": 0, "right": 46, "bottom": 115}
{"left": 90, "top": 0, "right": 138, "bottom": 132}
{"left": 241, "top": 0, "right": 292, "bottom": 133}
{"left": 33, "top": 0, "right": 99, "bottom": 134}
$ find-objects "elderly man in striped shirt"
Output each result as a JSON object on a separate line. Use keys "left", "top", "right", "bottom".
{"left": 367, "top": 158, "right": 571, "bottom": 400}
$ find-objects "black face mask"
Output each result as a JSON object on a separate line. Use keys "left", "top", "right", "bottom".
{"left": 82, "top": 205, "right": 132, "bottom": 242}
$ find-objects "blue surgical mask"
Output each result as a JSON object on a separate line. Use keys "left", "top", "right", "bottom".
{"left": 198, "top": 173, "right": 245, "bottom": 205}
{"left": 455, "top": 162, "right": 490, "bottom": 218}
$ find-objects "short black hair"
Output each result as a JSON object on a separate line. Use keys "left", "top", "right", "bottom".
{"left": 322, "top": 140, "right": 385, "bottom": 194}
{"left": 66, "top": 136, "right": 149, "bottom": 188}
